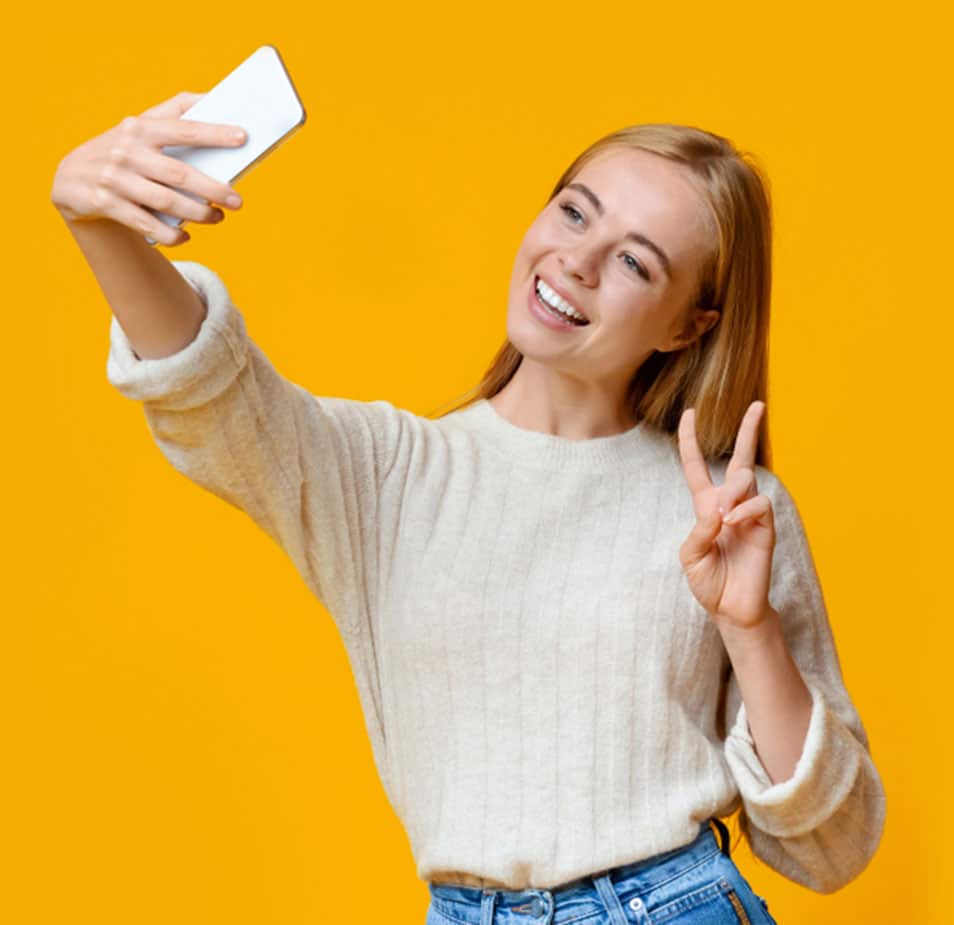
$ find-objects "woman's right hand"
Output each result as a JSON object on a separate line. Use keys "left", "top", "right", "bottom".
{"left": 50, "top": 90, "right": 248, "bottom": 247}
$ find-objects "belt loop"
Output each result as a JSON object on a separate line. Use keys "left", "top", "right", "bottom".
{"left": 480, "top": 889, "right": 498, "bottom": 925}
{"left": 592, "top": 870, "right": 634, "bottom": 925}
{"left": 710, "top": 816, "right": 731, "bottom": 857}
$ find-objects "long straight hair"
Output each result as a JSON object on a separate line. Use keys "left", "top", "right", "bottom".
{"left": 428, "top": 123, "right": 775, "bottom": 469}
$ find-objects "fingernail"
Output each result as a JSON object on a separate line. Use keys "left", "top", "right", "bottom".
{"left": 226, "top": 194, "right": 242, "bottom": 208}
{"left": 231, "top": 128, "right": 246, "bottom": 141}
{"left": 723, "top": 511, "right": 737, "bottom": 523}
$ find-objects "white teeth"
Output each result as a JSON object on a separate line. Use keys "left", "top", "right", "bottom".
{"left": 535, "top": 278, "right": 588, "bottom": 323}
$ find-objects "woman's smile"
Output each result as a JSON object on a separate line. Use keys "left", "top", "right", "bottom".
{"left": 528, "top": 275, "right": 591, "bottom": 331}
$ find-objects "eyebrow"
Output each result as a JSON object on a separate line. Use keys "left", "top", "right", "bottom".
{"left": 564, "top": 182, "right": 673, "bottom": 279}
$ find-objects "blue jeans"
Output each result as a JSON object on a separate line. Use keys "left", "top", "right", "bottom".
{"left": 426, "top": 818, "right": 779, "bottom": 925}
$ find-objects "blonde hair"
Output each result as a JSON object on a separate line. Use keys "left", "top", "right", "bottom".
{"left": 428, "top": 123, "right": 775, "bottom": 469}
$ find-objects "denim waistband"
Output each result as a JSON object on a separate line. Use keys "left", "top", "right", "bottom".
{"left": 428, "top": 817, "right": 731, "bottom": 921}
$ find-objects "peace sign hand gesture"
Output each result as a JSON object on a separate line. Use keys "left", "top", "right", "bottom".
{"left": 677, "top": 401, "right": 775, "bottom": 632}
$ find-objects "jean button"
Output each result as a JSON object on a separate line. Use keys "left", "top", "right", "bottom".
{"left": 530, "top": 896, "right": 545, "bottom": 916}
{"left": 629, "top": 896, "right": 644, "bottom": 911}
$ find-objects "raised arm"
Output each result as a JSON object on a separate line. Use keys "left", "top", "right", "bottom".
{"left": 101, "top": 259, "right": 406, "bottom": 636}
{"left": 720, "top": 471, "right": 887, "bottom": 893}
{"left": 53, "top": 92, "right": 409, "bottom": 637}
{"left": 51, "top": 90, "right": 248, "bottom": 358}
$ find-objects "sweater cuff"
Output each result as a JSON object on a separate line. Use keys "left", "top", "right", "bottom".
{"left": 724, "top": 677, "right": 863, "bottom": 838}
{"left": 106, "top": 260, "right": 248, "bottom": 411}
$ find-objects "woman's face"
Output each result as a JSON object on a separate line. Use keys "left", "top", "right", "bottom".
{"left": 505, "top": 146, "right": 720, "bottom": 390}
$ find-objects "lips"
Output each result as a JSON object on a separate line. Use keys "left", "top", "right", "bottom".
{"left": 535, "top": 274, "right": 591, "bottom": 323}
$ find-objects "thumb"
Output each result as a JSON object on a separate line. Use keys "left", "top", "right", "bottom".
{"left": 680, "top": 507, "right": 723, "bottom": 570}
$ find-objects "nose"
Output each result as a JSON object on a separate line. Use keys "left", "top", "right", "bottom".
{"left": 558, "top": 244, "right": 598, "bottom": 286}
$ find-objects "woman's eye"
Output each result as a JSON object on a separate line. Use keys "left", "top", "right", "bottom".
{"left": 622, "top": 253, "right": 649, "bottom": 280}
{"left": 560, "top": 203, "right": 584, "bottom": 224}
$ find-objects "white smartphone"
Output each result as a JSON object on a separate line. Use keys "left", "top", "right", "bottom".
{"left": 144, "top": 44, "right": 306, "bottom": 245}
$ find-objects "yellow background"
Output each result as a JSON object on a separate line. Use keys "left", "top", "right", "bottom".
{"left": 4, "top": 0, "right": 947, "bottom": 921}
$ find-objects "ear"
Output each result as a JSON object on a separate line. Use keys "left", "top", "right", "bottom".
{"left": 659, "top": 308, "right": 720, "bottom": 353}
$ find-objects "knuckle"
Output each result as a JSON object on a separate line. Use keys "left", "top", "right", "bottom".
{"left": 91, "top": 185, "right": 112, "bottom": 212}
{"left": 98, "top": 163, "right": 118, "bottom": 188}
{"left": 167, "top": 161, "right": 189, "bottom": 187}
{"left": 153, "top": 190, "right": 175, "bottom": 212}
{"left": 118, "top": 115, "right": 139, "bottom": 136}
{"left": 179, "top": 121, "right": 201, "bottom": 143}
{"left": 107, "top": 143, "right": 130, "bottom": 167}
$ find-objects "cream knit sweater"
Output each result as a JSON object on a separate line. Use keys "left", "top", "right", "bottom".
{"left": 106, "top": 261, "right": 886, "bottom": 894}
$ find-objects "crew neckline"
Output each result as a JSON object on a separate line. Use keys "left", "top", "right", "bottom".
{"left": 450, "top": 398, "right": 660, "bottom": 471}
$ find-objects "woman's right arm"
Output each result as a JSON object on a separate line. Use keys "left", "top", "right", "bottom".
{"left": 60, "top": 217, "right": 212, "bottom": 359}
{"left": 101, "top": 259, "right": 407, "bottom": 637}
{"left": 50, "top": 90, "right": 247, "bottom": 359}
{"left": 52, "top": 92, "right": 409, "bottom": 635}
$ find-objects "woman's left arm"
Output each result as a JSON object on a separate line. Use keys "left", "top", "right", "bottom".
{"left": 677, "top": 403, "right": 887, "bottom": 894}
{"left": 719, "top": 472, "right": 887, "bottom": 894}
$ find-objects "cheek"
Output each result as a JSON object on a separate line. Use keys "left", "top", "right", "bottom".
{"left": 604, "top": 286, "right": 647, "bottom": 322}
{"left": 603, "top": 293, "right": 668, "bottom": 338}
{"left": 523, "top": 217, "right": 561, "bottom": 252}
{"left": 511, "top": 229, "right": 539, "bottom": 271}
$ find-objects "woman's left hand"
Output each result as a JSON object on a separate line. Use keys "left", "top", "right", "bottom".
{"left": 677, "top": 400, "right": 775, "bottom": 631}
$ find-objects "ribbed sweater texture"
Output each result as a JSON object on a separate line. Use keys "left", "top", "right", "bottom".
{"left": 106, "top": 261, "right": 886, "bottom": 894}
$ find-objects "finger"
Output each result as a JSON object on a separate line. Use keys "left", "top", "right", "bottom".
{"left": 104, "top": 192, "right": 190, "bottom": 246}
{"left": 680, "top": 507, "right": 724, "bottom": 571}
{"left": 722, "top": 493, "right": 774, "bottom": 528}
{"left": 718, "top": 466, "right": 757, "bottom": 516}
{"left": 677, "top": 407, "right": 713, "bottom": 496}
{"left": 134, "top": 146, "right": 242, "bottom": 213}
{"left": 726, "top": 401, "right": 766, "bottom": 479}
{"left": 138, "top": 115, "right": 247, "bottom": 151}
{"left": 138, "top": 90, "right": 206, "bottom": 120}
{"left": 108, "top": 168, "right": 225, "bottom": 225}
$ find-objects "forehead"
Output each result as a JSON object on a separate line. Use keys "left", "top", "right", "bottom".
{"left": 569, "top": 147, "right": 714, "bottom": 264}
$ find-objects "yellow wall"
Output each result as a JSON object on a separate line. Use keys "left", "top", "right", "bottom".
{"left": 5, "top": 0, "right": 945, "bottom": 921}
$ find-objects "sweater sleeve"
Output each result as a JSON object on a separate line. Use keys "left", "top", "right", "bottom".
{"left": 105, "top": 259, "right": 406, "bottom": 637}
{"left": 720, "top": 469, "right": 887, "bottom": 894}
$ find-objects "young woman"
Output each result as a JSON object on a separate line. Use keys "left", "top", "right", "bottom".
{"left": 52, "top": 97, "right": 886, "bottom": 924}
